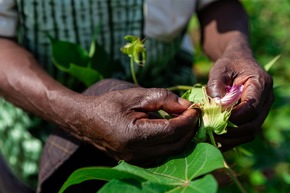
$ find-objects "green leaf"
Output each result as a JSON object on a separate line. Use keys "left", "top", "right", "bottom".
{"left": 49, "top": 36, "right": 103, "bottom": 86}
{"left": 59, "top": 143, "right": 224, "bottom": 193}
{"left": 182, "top": 86, "right": 204, "bottom": 104}
{"left": 116, "top": 143, "right": 224, "bottom": 184}
{"left": 120, "top": 35, "right": 146, "bottom": 65}
{"left": 227, "top": 121, "right": 237, "bottom": 128}
{"left": 58, "top": 167, "right": 146, "bottom": 193}
{"left": 56, "top": 63, "right": 103, "bottom": 87}
{"left": 98, "top": 175, "right": 217, "bottom": 193}
{"left": 124, "top": 35, "right": 139, "bottom": 42}
{"left": 264, "top": 55, "right": 280, "bottom": 72}
{"left": 174, "top": 174, "right": 218, "bottom": 193}
{"left": 106, "top": 142, "right": 222, "bottom": 192}
{"left": 98, "top": 179, "right": 173, "bottom": 193}
{"left": 49, "top": 36, "right": 90, "bottom": 68}
{"left": 194, "top": 126, "right": 207, "bottom": 142}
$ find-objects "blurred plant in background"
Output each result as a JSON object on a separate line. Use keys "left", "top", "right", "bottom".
{"left": 0, "top": 100, "right": 42, "bottom": 188}
{"left": 188, "top": 0, "right": 290, "bottom": 192}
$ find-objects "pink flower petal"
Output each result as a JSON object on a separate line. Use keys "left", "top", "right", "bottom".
{"left": 214, "top": 85, "right": 244, "bottom": 110}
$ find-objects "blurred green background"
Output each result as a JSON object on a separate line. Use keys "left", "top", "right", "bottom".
{"left": 189, "top": 0, "right": 290, "bottom": 192}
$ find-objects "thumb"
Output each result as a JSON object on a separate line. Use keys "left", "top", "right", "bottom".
{"left": 139, "top": 88, "right": 192, "bottom": 114}
{"left": 206, "top": 65, "right": 231, "bottom": 99}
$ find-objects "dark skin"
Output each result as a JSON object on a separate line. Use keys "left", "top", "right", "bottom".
{"left": 197, "top": 0, "right": 274, "bottom": 151}
{"left": 0, "top": 40, "right": 198, "bottom": 164}
{"left": 0, "top": 0, "right": 273, "bottom": 165}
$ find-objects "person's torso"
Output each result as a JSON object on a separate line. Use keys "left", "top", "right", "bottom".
{"left": 16, "top": 0, "right": 195, "bottom": 88}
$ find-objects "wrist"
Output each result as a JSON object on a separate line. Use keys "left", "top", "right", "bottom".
{"left": 43, "top": 89, "right": 85, "bottom": 135}
{"left": 221, "top": 32, "right": 254, "bottom": 60}
{"left": 51, "top": 90, "right": 105, "bottom": 144}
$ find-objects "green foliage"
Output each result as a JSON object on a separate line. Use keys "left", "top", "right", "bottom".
{"left": 242, "top": 0, "right": 290, "bottom": 87}
{"left": 120, "top": 35, "right": 146, "bottom": 66}
{"left": 49, "top": 36, "right": 103, "bottom": 87}
{"left": 120, "top": 35, "right": 147, "bottom": 85}
{"left": 59, "top": 143, "right": 224, "bottom": 193}
{"left": 0, "top": 100, "right": 42, "bottom": 188}
{"left": 182, "top": 85, "right": 204, "bottom": 104}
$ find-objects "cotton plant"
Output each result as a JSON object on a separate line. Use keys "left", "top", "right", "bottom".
{"left": 120, "top": 35, "right": 146, "bottom": 85}
{"left": 187, "top": 85, "right": 244, "bottom": 144}
{"left": 58, "top": 84, "right": 247, "bottom": 193}
{"left": 121, "top": 35, "right": 247, "bottom": 191}
{"left": 183, "top": 84, "right": 246, "bottom": 192}
{"left": 58, "top": 35, "right": 248, "bottom": 193}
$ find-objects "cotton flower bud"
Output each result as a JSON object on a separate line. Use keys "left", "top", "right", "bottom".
{"left": 214, "top": 85, "right": 244, "bottom": 111}
{"left": 201, "top": 85, "right": 244, "bottom": 135}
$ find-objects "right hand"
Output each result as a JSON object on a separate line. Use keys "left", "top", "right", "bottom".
{"left": 75, "top": 82, "right": 199, "bottom": 165}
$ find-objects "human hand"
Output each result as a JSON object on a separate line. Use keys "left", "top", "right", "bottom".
{"left": 76, "top": 84, "right": 199, "bottom": 165}
{"left": 82, "top": 78, "right": 138, "bottom": 96}
{"left": 206, "top": 56, "right": 274, "bottom": 151}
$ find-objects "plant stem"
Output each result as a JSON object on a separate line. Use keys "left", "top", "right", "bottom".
{"left": 130, "top": 57, "right": 139, "bottom": 85}
{"left": 208, "top": 129, "right": 217, "bottom": 147}
{"left": 223, "top": 160, "right": 247, "bottom": 193}
{"left": 167, "top": 85, "right": 193, "bottom": 91}
{"left": 207, "top": 129, "right": 247, "bottom": 193}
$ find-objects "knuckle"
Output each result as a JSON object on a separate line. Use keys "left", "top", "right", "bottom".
{"left": 150, "top": 88, "right": 170, "bottom": 99}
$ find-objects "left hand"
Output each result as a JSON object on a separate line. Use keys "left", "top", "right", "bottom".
{"left": 206, "top": 56, "right": 274, "bottom": 151}
{"left": 78, "top": 79, "right": 199, "bottom": 165}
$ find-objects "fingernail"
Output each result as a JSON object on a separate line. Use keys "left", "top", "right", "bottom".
{"left": 178, "top": 97, "right": 191, "bottom": 107}
{"left": 213, "top": 97, "right": 221, "bottom": 104}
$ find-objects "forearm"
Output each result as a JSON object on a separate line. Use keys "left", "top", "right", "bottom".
{"left": 0, "top": 38, "right": 79, "bottom": 129}
{"left": 0, "top": 39, "right": 142, "bottom": 143}
{"left": 197, "top": 0, "right": 251, "bottom": 61}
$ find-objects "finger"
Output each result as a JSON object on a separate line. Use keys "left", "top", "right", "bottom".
{"left": 215, "top": 95, "right": 274, "bottom": 150}
{"left": 206, "top": 62, "right": 232, "bottom": 98}
{"left": 168, "top": 108, "right": 200, "bottom": 136}
{"left": 229, "top": 100, "right": 258, "bottom": 125}
{"left": 236, "top": 69, "right": 273, "bottom": 117}
{"left": 137, "top": 88, "right": 192, "bottom": 114}
{"left": 230, "top": 88, "right": 274, "bottom": 125}
{"left": 122, "top": 109, "right": 199, "bottom": 165}
{"left": 238, "top": 80, "right": 265, "bottom": 114}
{"left": 133, "top": 108, "right": 199, "bottom": 144}
{"left": 126, "top": 123, "right": 198, "bottom": 165}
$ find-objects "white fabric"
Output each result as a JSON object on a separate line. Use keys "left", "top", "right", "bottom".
{"left": 144, "top": 0, "right": 218, "bottom": 42}
{"left": 0, "top": 0, "right": 218, "bottom": 39}
{"left": 0, "top": 0, "right": 18, "bottom": 37}
{"left": 144, "top": 0, "right": 195, "bottom": 42}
